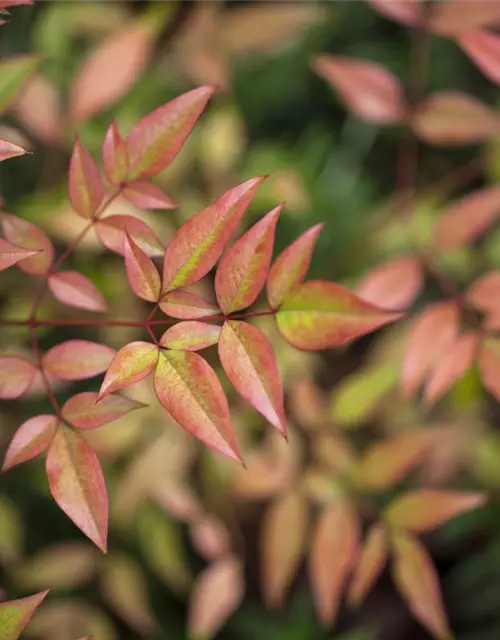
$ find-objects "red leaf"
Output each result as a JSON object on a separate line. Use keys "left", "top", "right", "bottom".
{"left": 0, "top": 138, "right": 27, "bottom": 161}
{"left": 215, "top": 205, "right": 281, "bottom": 313}
{"left": 468, "top": 270, "right": 500, "bottom": 312}
{"left": 309, "top": 497, "right": 360, "bottom": 627}
{"left": 123, "top": 181, "right": 177, "bottom": 210}
{"left": 276, "top": 280, "right": 402, "bottom": 351}
{"left": 357, "top": 256, "right": 423, "bottom": 310}
{"left": 459, "top": 29, "right": 500, "bottom": 84}
{"left": 126, "top": 85, "right": 216, "bottom": 179}
{"left": 392, "top": 533, "right": 452, "bottom": 640}
{"left": 366, "top": 0, "right": 423, "bottom": 26}
{"left": 102, "top": 121, "right": 129, "bottom": 185}
{"left": 412, "top": 91, "right": 500, "bottom": 145}
{"left": 160, "top": 321, "right": 221, "bottom": 351}
{"left": 43, "top": 340, "right": 115, "bottom": 381}
{"left": 124, "top": 232, "right": 161, "bottom": 302}
{"left": 48, "top": 271, "right": 107, "bottom": 312}
{"left": 154, "top": 349, "right": 243, "bottom": 463}
{"left": 0, "top": 238, "right": 39, "bottom": 271}
{"left": 313, "top": 55, "right": 407, "bottom": 124}
{"left": 0, "top": 589, "right": 49, "bottom": 640}
{"left": 70, "top": 22, "right": 154, "bottom": 124}
{"left": 68, "top": 139, "right": 104, "bottom": 219}
{"left": 2, "top": 415, "right": 58, "bottom": 471}
{"left": 62, "top": 391, "right": 145, "bottom": 429}
{"left": 162, "top": 176, "right": 265, "bottom": 293}
{"left": 267, "top": 223, "right": 323, "bottom": 309}
{"left": 96, "top": 214, "right": 164, "bottom": 258}
{"left": 1, "top": 214, "right": 53, "bottom": 275}
{"left": 98, "top": 341, "right": 158, "bottom": 400}
{"left": 0, "top": 0, "right": 33, "bottom": 8}
{"left": 219, "top": 320, "right": 287, "bottom": 437}
{"left": 46, "top": 426, "right": 108, "bottom": 552}
{"left": 429, "top": 0, "right": 500, "bottom": 36}
{"left": 348, "top": 522, "right": 388, "bottom": 608}
{"left": 159, "top": 289, "right": 219, "bottom": 319}
{"left": 261, "top": 492, "right": 309, "bottom": 608}
{"left": 0, "top": 356, "right": 37, "bottom": 399}
{"left": 478, "top": 337, "right": 500, "bottom": 400}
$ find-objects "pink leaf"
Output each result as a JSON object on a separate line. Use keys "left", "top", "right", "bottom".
{"left": 0, "top": 138, "right": 27, "bottom": 161}
{"left": 468, "top": 271, "right": 500, "bottom": 313}
{"left": 160, "top": 321, "right": 221, "bottom": 351}
{"left": 62, "top": 391, "right": 145, "bottom": 429}
{"left": 313, "top": 55, "right": 407, "bottom": 125}
{"left": 98, "top": 341, "right": 158, "bottom": 400}
{"left": 348, "top": 522, "right": 388, "bottom": 607}
{"left": 96, "top": 214, "right": 164, "bottom": 258}
{"left": 366, "top": 0, "right": 423, "bottom": 26}
{"left": 102, "top": 121, "right": 128, "bottom": 185}
{"left": 190, "top": 515, "right": 230, "bottom": 561}
{"left": 68, "top": 139, "right": 104, "bottom": 219}
{"left": 356, "top": 256, "right": 423, "bottom": 310}
{"left": 48, "top": 271, "right": 107, "bottom": 312}
{"left": 215, "top": 204, "right": 281, "bottom": 314}
{"left": 429, "top": 0, "right": 500, "bottom": 36}
{"left": 459, "top": 29, "right": 500, "bottom": 84}
{"left": 267, "top": 222, "right": 323, "bottom": 309}
{"left": 0, "top": 356, "right": 37, "bottom": 399}
{"left": 43, "top": 340, "right": 115, "bottom": 381}
{"left": 124, "top": 232, "right": 161, "bottom": 302}
{"left": 2, "top": 415, "right": 58, "bottom": 471}
{"left": 159, "top": 289, "right": 219, "bottom": 319}
{"left": 0, "top": 0, "right": 33, "bottom": 8}
{"left": 219, "top": 320, "right": 287, "bottom": 437}
{"left": 0, "top": 589, "right": 49, "bottom": 640}
{"left": 478, "top": 337, "right": 500, "bottom": 400}
{"left": 123, "top": 181, "right": 177, "bottom": 210}
{"left": 1, "top": 214, "right": 53, "bottom": 275}
{"left": 12, "top": 73, "right": 62, "bottom": 146}
{"left": 0, "top": 238, "right": 39, "bottom": 271}
{"left": 154, "top": 349, "right": 243, "bottom": 463}
{"left": 126, "top": 85, "right": 216, "bottom": 179}
{"left": 46, "top": 426, "right": 108, "bottom": 552}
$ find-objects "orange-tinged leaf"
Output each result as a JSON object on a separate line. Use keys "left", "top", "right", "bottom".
{"left": 309, "top": 497, "right": 360, "bottom": 627}
{"left": 0, "top": 138, "right": 27, "bottom": 162}
{"left": 219, "top": 320, "right": 287, "bottom": 437}
{"left": 46, "top": 426, "right": 108, "bottom": 552}
{"left": 154, "top": 349, "right": 243, "bottom": 463}
{"left": 261, "top": 492, "right": 309, "bottom": 608}
{"left": 392, "top": 532, "right": 452, "bottom": 640}
{"left": 126, "top": 85, "right": 216, "bottom": 179}
{"left": 2, "top": 415, "right": 58, "bottom": 471}
{"left": 162, "top": 176, "right": 265, "bottom": 293}
{"left": 43, "top": 340, "right": 115, "bottom": 381}
{"left": 123, "top": 181, "right": 177, "bottom": 210}
{"left": 0, "top": 356, "right": 37, "bottom": 399}
{"left": 96, "top": 214, "right": 164, "bottom": 258}
{"left": 429, "top": 0, "right": 500, "bottom": 36}
{"left": 314, "top": 55, "right": 407, "bottom": 124}
{"left": 276, "top": 280, "right": 402, "bottom": 351}
{"left": 267, "top": 222, "right": 323, "bottom": 309}
{"left": 1, "top": 214, "right": 53, "bottom": 275}
{"left": 68, "top": 139, "right": 104, "bottom": 219}
{"left": 102, "top": 121, "right": 128, "bottom": 185}
{"left": 366, "top": 0, "right": 423, "bottom": 26}
{"left": 357, "top": 256, "right": 423, "bottom": 310}
{"left": 459, "top": 29, "right": 500, "bottom": 84}
{"left": 48, "top": 271, "right": 107, "bottom": 312}
{"left": 478, "top": 337, "right": 500, "bottom": 400}
{"left": 215, "top": 205, "right": 281, "bottom": 314}
{"left": 348, "top": 522, "right": 388, "bottom": 608}
{"left": 159, "top": 289, "right": 219, "bottom": 319}
{"left": 0, "top": 238, "right": 39, "bottom": 271}
{"left": 468, "top": 270, "right": 500, "bottom": 312}
{"left": 0, "top": 589, "right": 49, "bottom": 640}
{"left": 160, "top": 321, "right": 221, "bottom": 351}
{"left": 98, "top": 341, "right": 158, "bottom": 399}
{"left": 124, "top": 232, "right": 161, "bottom": 302}
{"left": 62, "top": 391, "right": 145, "bottom": 429}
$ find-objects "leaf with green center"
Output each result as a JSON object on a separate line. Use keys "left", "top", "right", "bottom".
{"left": 159, "top": 290, "right": 219, "bottom": 319}
{"left": 478, "top": 337, "right": 500, "bottom": 400}
{"left": 102, "top": 121, "right": 128, "bottom": 185}
{"left": 348, "top": 522, "right": 388, "bottom": 608}
{"left": 124, "top": 232, "right": 161, "bottom": 302}
{"left": 0, "top": 138, "right": 28, "bottom": 162}
{"left": 154, "top": 350, "right": 243, "bottom": 463}
{"left": 98, "top": 341, "right": 158, "bottom": 400}
{"left": 0, "top": 356, "right": 37, "bottom": 399}
{"left": 459, "top": 29, "right": 500, "bottom": 84}
{"left": 162, "top": 176, "right": 266, "bottom": 293}
{"left": 62, "top": 392, "right": 145, "bottom": 429}
{"left": 1, "top": 214, "right": 53, "bottom": 275}
{"left": 68, "top": 139, "right": 103, "bottom": 219}
{"left": 276, "top": 280, "right": 401, "bottom": 351}
{"left": 0, "top": 238, "right": 39, "bottom": 271}
{"left": 2, "top": 415, "right": 58, "bottom": 471}
{"left": 0, "top": 589, "right": 49, "bottom": 640}
{"left": 0, "top": 54, "right": 40, "bottom": 113}
{"left": 43, "top": 340, "right": 115, "bottom": 381}
{"left": 219, "top": 320, "right": 286, "bottom": 437}
{"left": 160, "top": 321, "right": 221, "bottom": 351}
{"left": 48, "top": 271, "right": 107, "bottom": 312}
{"left": 96, "top": 214, "right": 164, "bottom": 258}
{"left": 215, "top": 204, "right": 281, "bottom": 314}
{"left": 46, "top": 426, "right": 108, "bottom": 552}
{"left": 123, "top": 181, "right": 177, "bottom": 210}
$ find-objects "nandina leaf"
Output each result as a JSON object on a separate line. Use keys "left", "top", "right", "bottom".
{"left": 356, "top": 256, "right": 423, "bottom": 310}
{"left": 68, "top": 139, "right": 104, "bottom": 219}
{"left": 98, "top": 341, "right": 158, "bottom": 400}
{"left": 126, "top": 85, "right": 216, "bottom": 179}
{"left": 124, "top": 232, "right": 161, "bottom": 302}
{"left": 162, "top": 176, "right": 265, "bottom": 293}
{"left": 96, "top": 214, "right": 164, "bottom": 258}
{"left": 267, "top": 223, "right": 323, "bottom": 309}
{"left": 159, "top": 289, "right": 219, "bottom": 319}
{"left": 215, "top": 204, "right": 281, "bottom": 314}
{"left": 309, "top": 497, "right": 360, "bottom": 627}
{"left": 102, "top": 121, "right": 129, "bottom": 185}
{"left": 219, "top": 320, "right": 287, "bottom": 437}
{"left": 433, "top": 185, "right": 500, "bottom": 250}
{"left": 429, "top": 0, "right": 500, "bottom": 36}
{"left": 261, "top": 492, "right": 309, "bottom": 608}
{"left": 468, "top": 271, "right": 500, "bottom": 312}
{"left": 401, "top": 301, "right": 459, "bottom": 398}
{"left": 313, "top": 55, "right": 407, "bottom": 124}
{"left": 276, "top": 280, "right": 402, "bottom": 351}
{"left": 2, "top": 415, "right": 58, "bottom": 471}
{"left": 0, "top": 0, "right": 33, "bottom": 8}
{"left": 0, "top": 356, "right": 37, "bottom": 399}
{"left": 43, "top": 340, "right": 115, "bottom": 381}
{"left": 62, "top": 392, "right": 145, "bottom": 429}
{"left": 160, "top": 321, "right": 221, "bottom": 351}
{"left": 188, "top": 555, "right": 244, "bottom": 639}
{"left": 348, "top": 522, "right": 388, "bottom": 608}
{"left": 154, "top": 349, "right": 243, "bottom": 463}
{"left": 392, "top": 532, "right": 452, "bottom": 640}
{"left": 12, "top": 73, "right": 62, "bottom": 147}
{"left": 0, "top": 54, "right": 40, "bottom": 113}
{"left": 123, "top": 181, "right": 177, "bottom": 210}
{"left": 459, "top": 29, "right": 500, "bottom": 84}
{"left": 385, "top": 490, "right": 486, "bottom": 533}
{"left": 48, "top": 271, "right": 107, "bottom": 312}
{"left": 0, "top": 589, "right": 49, "bottom": 640}
{"left": 479, "top": 337, "right": 500, "bottom": 400}
{"left": 0, "top": 138, "right": 27, "bottom": 162}
{"left": 70, "top": 22, "right": 154, "bottom": 124}
{"left": 366, "top": 0, "right": 422, "bottom": 26}
{"left": 412, "top": 91, "right": 500, "bottom": 145}
{"left": 0, "top": 238, "right": 39, "bottom": 271}
{"left": 1, "top": 213, "right": 53, "bottom": 275}
{"left": 190, "top": 515, "right": 230, "bottom": 561}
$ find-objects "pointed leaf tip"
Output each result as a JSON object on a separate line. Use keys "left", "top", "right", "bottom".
{"left": 0, "top": 589, "right": 49, "bottom": 640}
{"left": 2, "top": 415, "right": 58, "bottom": 472}
{"left": 124, "top": 232, "right": 161, "bottom": 302}
{"left": 98, "top": 341, "right": 158, "bottom": 400}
